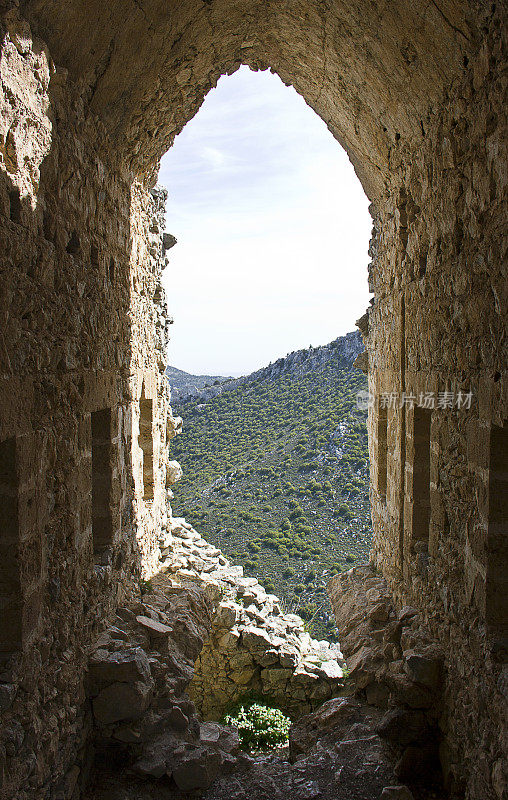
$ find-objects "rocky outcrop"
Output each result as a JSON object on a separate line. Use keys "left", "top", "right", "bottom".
{"left": 158, "top": 517, "right": 346, "bottom": 718}
{"left": 166, "top": 366, "right": 232, "bottom": 403}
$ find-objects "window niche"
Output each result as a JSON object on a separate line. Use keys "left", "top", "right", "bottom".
{"left": 486, "top": 421, "right": 508, "bottom": 631}
{"left": 139, "top": 392, "right": 154, "bottom": 501}
{"left": 411, "top": 406, "right": 432, "bottom": 545}
{"left": 9, "top": 188, "right": 21, "bottom": 223}
{"left": 91, "top": 409, "right": 113, "bottom": 553}
{"left": 0, "top": 437, "right": 22, "bottom": 655}
{"left": 376, "top": 404, "right": 388, "bottom": 497}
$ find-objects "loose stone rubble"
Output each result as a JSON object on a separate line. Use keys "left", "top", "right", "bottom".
{"left": 83, "top": 525, "right": 347, "bottom": 795}
{"left": 159, "top": 517, "right": 345, "bottom": 719}
{"left": 86, "top": 572, "right": 248, "bottom": 793}
{"left": 83, "top": 552, "right": 444, "bottom": 800}
{"left": 329, "top": 566, "right": 444, "bottom": 785}
{"left": 83, "top": 533, "right": 448, "bottom": 800}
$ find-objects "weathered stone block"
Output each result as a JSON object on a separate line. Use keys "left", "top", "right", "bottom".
{"left": 92, "top": 681, "right": 152, "bottom": 725}
{"left": 88, "top": 647, "right": 151, "bottom": 687}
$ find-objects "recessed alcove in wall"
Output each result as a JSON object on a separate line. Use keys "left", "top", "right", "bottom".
{"left": 411, "top": 406, "right": 432, "bottom": 545}
{"left": 486, "top": 421, "right": 508, "bottom": 631}
{"left": 0, "top": 436, "right": 22, "bottom": 655}
{"left": 91, "top": 408, "right": 114, "bottom": 552}
{"left": 139, "top": 391, "right": 154, "bottom": 501}
{"left": 376, "top": 404, "right": 388, "bottom": 498}
{"left": 8, "top": 187, "right": 21, "bottom": 223}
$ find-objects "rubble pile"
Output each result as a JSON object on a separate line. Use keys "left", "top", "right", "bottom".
{"left": 159, "top": 517, "right": 346, "bottom": 718}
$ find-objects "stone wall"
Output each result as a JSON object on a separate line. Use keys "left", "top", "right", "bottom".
{"left": 160, "top": 518, "right": 345, "bottom": 720}
{"left": 362, "top": 7, "right": 507, "bottom": 797}
{"left": 0, "top": 2, "right": 506, "bottom": 799}
{"left": 0, "top": 10, "right": 175, "bottom": 796}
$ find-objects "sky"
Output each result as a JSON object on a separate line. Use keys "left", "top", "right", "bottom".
{"left": 158, "top": 65, "right": 372, "bottom": 378}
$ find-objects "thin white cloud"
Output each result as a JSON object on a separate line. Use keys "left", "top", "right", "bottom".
{"left": 159, "top": 66, "right": 372, "bottom": 376}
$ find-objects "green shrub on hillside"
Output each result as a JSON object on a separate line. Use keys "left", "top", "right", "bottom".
{"left": 169, "top": 341, "right": 371, "bottom": 639}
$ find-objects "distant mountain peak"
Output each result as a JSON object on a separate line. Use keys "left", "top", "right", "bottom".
{"left": 165, "top": 366, "right": 233, "bottom": 401}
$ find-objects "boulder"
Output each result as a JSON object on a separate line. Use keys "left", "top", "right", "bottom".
{"left": 171, "top": 745, "right": 223, "bottom": 790}
{"left": 92, "top": 680, "right": 152, "bottom": 725}
{"left": 88, "top": 648, "right": 151, "bottom": 688}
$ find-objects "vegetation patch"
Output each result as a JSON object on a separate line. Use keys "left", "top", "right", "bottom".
{"left": 222, "top": 702, "right": 292, "bottom": 751}
{"left": 170, "top": 341, "right": 371, "bottom": 639}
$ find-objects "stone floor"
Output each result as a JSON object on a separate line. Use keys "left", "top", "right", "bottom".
{"left": 84, "top": 696, "right": 445, "bottom": 800}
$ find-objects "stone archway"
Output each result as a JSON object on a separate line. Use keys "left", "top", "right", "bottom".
{"left": 0, "top": 1, "right": 506, "bottom": 798}
{"left": 23, "top": 0, "right": 473, "bottom": 198}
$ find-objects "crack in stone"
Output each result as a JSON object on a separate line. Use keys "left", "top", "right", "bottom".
{"left": 428, "top": 0, "right": 470, "bottom": 42}
{"left": 88, "top": 37, "right": 115, "bottom": 107}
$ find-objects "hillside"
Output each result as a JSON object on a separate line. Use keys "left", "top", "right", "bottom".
{"left": 168, "top": 332, "right": 371, "bottom": 639}
{"left": 166, "top": 365, "right": 232, "bottom": 401}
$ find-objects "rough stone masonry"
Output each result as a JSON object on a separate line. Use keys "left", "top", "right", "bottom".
{"left": 0, "top": 2, "right": 506, "bottom": 799}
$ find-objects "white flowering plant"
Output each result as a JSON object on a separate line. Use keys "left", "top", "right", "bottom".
{"left": 222, "top": 701, "right": 292, "bottom": 750}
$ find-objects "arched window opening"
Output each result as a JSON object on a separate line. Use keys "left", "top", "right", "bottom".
{"left": 159, "top": 66, "right": 372, "bottom": 640}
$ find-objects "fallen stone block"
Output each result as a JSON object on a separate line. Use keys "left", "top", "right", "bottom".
{"left": 88, "top": 647, "right": 151, "bottom": 688}
{"left": 92, "top": 680, "right": 152, "bottom": 725}
{"left": 135, "top": 615, "right": 172, "bottom": 639}
{"left": 171, "top": 745, "right": 223, "bottom": 791}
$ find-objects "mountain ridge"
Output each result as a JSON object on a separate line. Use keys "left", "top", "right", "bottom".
{"left": 168, "top": 330, "right": 364, "bottom": 405}
{"left": 168, "top": 330, "right": 370, "bottom": 639}
{"left": 166, "top": 365, "right": 233, "bottom": 401}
